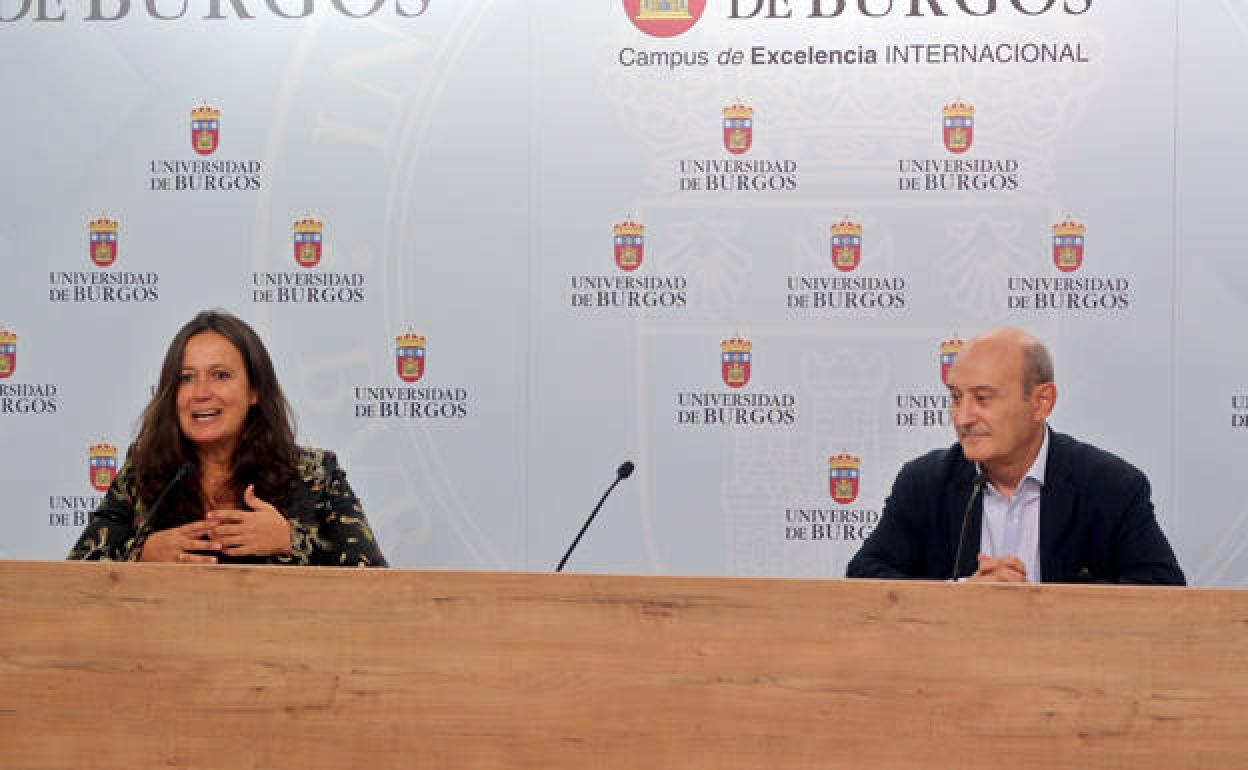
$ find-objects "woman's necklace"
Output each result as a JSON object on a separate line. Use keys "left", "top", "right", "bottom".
{"left": 201, "top": 470, "right": 233, "bottom": 510}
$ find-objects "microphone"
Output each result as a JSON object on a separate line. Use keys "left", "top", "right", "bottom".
{"left": 950, "top": 471, "right": 987, "bottom": 581}
{"left": 136, "top": 462, "right": 195, "bottom": 542}
{"left": 555, "top": 461, "right": 635, "bottom": 573}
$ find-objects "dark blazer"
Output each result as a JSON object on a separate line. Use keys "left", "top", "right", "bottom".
{"left": 845, "top": 429, "right": 1185, "bottom": 585}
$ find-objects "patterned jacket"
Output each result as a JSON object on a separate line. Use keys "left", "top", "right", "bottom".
{"left": 67, "top": 447, "right": 387, "bottom": 567}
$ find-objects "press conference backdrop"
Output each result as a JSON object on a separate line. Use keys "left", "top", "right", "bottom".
{"left": 1, "top": 1, "right": 1244, "bottom": 584}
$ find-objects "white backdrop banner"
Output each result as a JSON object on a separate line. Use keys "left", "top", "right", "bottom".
{"left": 1, "top": 0, "right": 1242, "bottom": 585}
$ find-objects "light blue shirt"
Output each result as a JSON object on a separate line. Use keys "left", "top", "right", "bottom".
{"left": 978, "top": 429, "right": 1048, "bottom": 582}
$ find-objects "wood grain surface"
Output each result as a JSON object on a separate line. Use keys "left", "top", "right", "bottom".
{"left": 1, "top": 561, "right": 1244, "bottom": 769}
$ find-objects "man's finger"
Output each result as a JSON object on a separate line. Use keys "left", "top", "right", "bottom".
{"left": 999, "top": 556, "right": 1027, "bottom": 577}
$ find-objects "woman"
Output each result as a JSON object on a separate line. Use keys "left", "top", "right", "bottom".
{"left": 68, "top": 310, "right": 387, "bottom": 566}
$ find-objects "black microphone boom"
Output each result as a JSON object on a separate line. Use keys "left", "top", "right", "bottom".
{"left": 136, "top": 462, "right": 195, "bottom": 542}
{"left": 555, "top": 461, "right": 635, "bottom": 573}
{"left": 950, "top": 472, "right": 987, "bottom": 581}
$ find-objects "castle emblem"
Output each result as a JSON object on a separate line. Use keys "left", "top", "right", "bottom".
{"left": 0, "top": 329, "right": 15, "bottom": 379}
{"left": 828, "top": 453, "right": 861, "bottom": 504}
{"left": 721, "top": 337, "right": 752, "bottom": 388}
{"left": 723, "top": 103, "right": 754, "bottom": 155}
{"left": 89, "top": 217, "right": 118, "bottom": 267}
{"left": 89, "top": 443, "right": 118, "bottom": 492}
{"left": 293, "top": 218, "right": 323, "bottom": 268}
{"left": 395, "top": 333, "right": 426, "bottom": 383}
{"left": 942, "top": 102, "right": 974, "bottom": 154}
{"left": 191, "top": 105, "right": 221, "bottom": 156}
{"left": 830, "top": 219, "right": 862, "bottom": 272}
{"left": 1052, "top": 219, "right": 1086, "bottom": 273}
{"left": 940, "top": 337, "right": 964, "bottom": 385}
{"left": 623, "top": 0, "right": 705, "bottom": 37}
{"left": 614, "top": 220, "right": 645, "bottom": 272}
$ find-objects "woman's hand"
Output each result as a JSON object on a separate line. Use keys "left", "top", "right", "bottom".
{"left": 138, "top": 521, "right": 221, "bottom": 564}
{"left": 206, "top": 485, "right": 292, "bottom": 557}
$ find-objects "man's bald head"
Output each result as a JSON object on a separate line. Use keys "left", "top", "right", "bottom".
{"left": 959, "top": 327, "right": 1054, "bottom": 396}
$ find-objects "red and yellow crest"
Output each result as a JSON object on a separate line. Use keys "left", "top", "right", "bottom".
{"left": 830, "top": 219, "right": 862, "bottom": 272}
{"left": 1052, "top": 219, "right": 1086, "bottom": 273}
{"left": 88, "top": 217, "right": 118, "bottom": 267}
{"left": 942, "top": 102, "right": 974, "bottom": 154}
{"left": 828, "top": 453, "right": 861, "bottom": 504}
{"left": 191, "top": 105, "right": 220, "bottom": 156}
{"left": 622, "top": 0, "right": 706, "bottom": 38}
{"left": 294, "top": 218, "right": 323, "bottom": 268}
{"left": 0, "top": 329, "right": 15, "bottom": 380}
{"left": 723, "top": 103, "right": 754, "bottom": 155}
{"left": 89, "top": 443, "right": 118, "bottom": 492}
{"left": 395, "top": 333, "right": 426, "bottom": 383}
{"left": 940, "top": 337, "right": 964, "bottom": 385}
{"left": 614, "top": 220, "right": 645, "bottom": 272}
{"left": 721, "top": 337, "right": 752, "bottom": 389}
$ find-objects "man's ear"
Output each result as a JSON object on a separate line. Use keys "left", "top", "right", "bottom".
{"left": 1032, "top": 382, "right": 1057, "bottom": 420}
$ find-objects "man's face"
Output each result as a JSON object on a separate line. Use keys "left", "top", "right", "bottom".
{"left": 946, "top": 341, "right": 1047, "bottom": 469}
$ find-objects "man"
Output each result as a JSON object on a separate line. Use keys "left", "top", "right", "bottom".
{"left": 846, "top": 327, "right": 1184, "bottom": 584}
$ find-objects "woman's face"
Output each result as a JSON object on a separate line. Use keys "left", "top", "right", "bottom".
{"left": 176, "top": 331, "right": 257, "bottom": 458}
